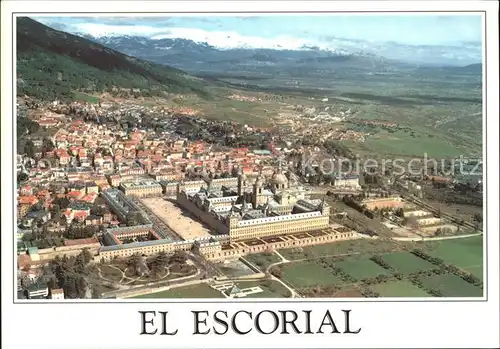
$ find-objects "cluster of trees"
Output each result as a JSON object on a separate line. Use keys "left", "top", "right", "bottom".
{"left": 63, "top": 225, "right": 98, "bottom": 240}
{"left": 323, "top": 140, "right": 355, "bottom": 160}
{"left": 126, "top": 251, "right": 190, "bottom": 278}
{"left": 17, "top": 48, "right": 211, "bottom": 102}
{"left": 342, "top": 196, "right": 374, "bottom": 219}
{"left": 126, "top": 211, "right": 145, "bottom": 227}
{"left": 410, "top": 249, "right": 445, "bottom": 266}
{"left": 407, "top": 273, "right": 444, "bottom": 297}
{"left": 49, "top": 250, "right": 93, "bottom": 298}
{"left": 360, "top": 288, "right": 380, "bottom": 298}
{"left": 370, "top": 255, "right": 395, "bottom": 272}
{"left": 410, "top": 249, "right": 482, "bottom": 288}
{"left": 269, "top": 266, "right": 283, "bottom": 278}
{"left": 332, "top": 267, "right": 357, "bottom": 283}
{"left": 361, "top": 274, "right": 392, "bottom": 286}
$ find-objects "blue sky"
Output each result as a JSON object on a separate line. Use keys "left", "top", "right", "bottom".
{"left": 33, "top": 15, "right": 483, "bottom": 64}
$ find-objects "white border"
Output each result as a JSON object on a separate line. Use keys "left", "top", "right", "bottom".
{"left": 2, "top": 1, "right": 499, "bottom": 348}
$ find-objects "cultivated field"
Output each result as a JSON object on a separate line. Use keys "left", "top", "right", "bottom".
{"left": 421, "top": 235, "right": 483, "bottom": 279}
{"left": 417, "top": 273, "right": 483, "bottom": 297}
{"left": 334, "top": 258, "right": 390, "bottom": 281}
{"left": 280, "top": 261, "right": 344, "bottom": 288}
{"left": 370, "top": 280, "right": 430, "bottom": 297}
{"left": 380, "top": 251, "right": 436, "bottom": 275}
{"left": 278, "top": 238, "right": 399, "bottom": 261}
{"left": 267, "top": 235, "right": 483, "bottom": 298}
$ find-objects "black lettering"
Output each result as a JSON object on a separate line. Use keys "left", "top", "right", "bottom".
{"left": 213, "top": 311, "right": 229, "bottom": 335}
{"left": 279, "top": 310, "right": 301, "bottom": 334}
{"left": 159, "top": 311, "right": 178, "bottom": 335}
{"left": 139, "top": 311, "right": 158, "bottom": 335}
{"left": 317, "top": 310, "right": 341, "bottom": 334}
{"left": 231, "top": 311, "right": 253, "bottom": 335}
{"left": 255, "top": 310, "right": 279, "bottom": 335}
{"left": 192, "top": 310, "right": 210, "bottom": 335}
{"left": 343, "top": 310, "right": 361, "bottom": 334}
{"left": 302, "top": 310, "right": 313, "bottom": 334}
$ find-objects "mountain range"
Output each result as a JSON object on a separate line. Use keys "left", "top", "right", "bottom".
{"left": 76, "top": 33, "right": 482, "bottom": 78}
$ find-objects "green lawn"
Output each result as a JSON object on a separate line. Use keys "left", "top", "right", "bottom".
{"left": 423, "top": 235, "right": 483, "bottom": 279}
{"left": 73, "top": 92, "right": 100, "bottom": 104}
{"left": 244, "top": 252, "right": 282, "bottom": 271}
{"left": 281, "top": 261, "right": 344, "bottom": 288}
{"left": 234, "top": 280, "right": 291, "bottom": 298}
{"left": 418, "top": 273, "right": 483, "bottom": 297}
{"left": 360, "top": 128, "right": 470, "bottom": 158}
{"left": 336, "top": 258, "right": 390, "bottom": 281}
{"left": 370, "top": 280, "right": 431, "bottom": 297}
{"left": 132, "top": 283, "right": 224, "bottom": 299}
{"left": 278, "top": 239, "right": 398, "bottom": 261}
{"left": 381, "top": 251, "right": 436, "bottom": 275}
{"left": 100, "top": 265, "right": 124, "bottom": 283}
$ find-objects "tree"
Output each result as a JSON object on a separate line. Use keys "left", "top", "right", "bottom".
{"left": 24, "top": 140, "right": 36, "bottom": 159}
{"left": 52, "top": 204, "right": 61, "bottom": 220}
{"left": 169, "top": 251, "right": 187, "bottom": 265}
{"left": 126, "top": 211, "right": 142, "bottom": 226}
{"left": 473, "top": 213, "right": 483, "bottom": 223}
{"left": 155, "top": 251, "right": 169, "bottom": 267}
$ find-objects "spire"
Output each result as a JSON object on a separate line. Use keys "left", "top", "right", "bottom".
{"left": 263, "top": 197, "right": 271, "bottom": 215}
{"left": 318, "top": 195, "right": 326, "bottom": 211}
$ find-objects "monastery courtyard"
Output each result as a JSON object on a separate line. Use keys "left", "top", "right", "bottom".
{"left": 140, "top": 197, "right": 212, "bottom": 240}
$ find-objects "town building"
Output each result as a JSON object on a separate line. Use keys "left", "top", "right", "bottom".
{"left": 119, "top": 180, "right": 162, "bottom": 198}
{"left": 50, "top": 288, "right": 65, "bottom": 300}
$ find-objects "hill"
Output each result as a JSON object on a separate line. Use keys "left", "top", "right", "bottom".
{"left": 16, "top": 17, "right": 211, "bottom": 101}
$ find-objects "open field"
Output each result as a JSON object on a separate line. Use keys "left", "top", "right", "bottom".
{"left": 133, "top": 283, "right": 224, "bottom": 299}
{"left": 280, "top": 261, "right": 344, "bottom": 288}
{"left": 72, "top": 92, "right": 100, "bottom": 103}
{"left": 335, "top": 258, "right": 390, "bottom": 281}
{"left": 140, "top": 198, "right": 212, "bottom": 240}
{"left": 278, "top": 238, "right": 399, "bottom": 261}
{"left": 418, "top": 273, "right": 483, "bottom": 297}
{"left": 380, "top": 252, "right": 436, "bottom": 275}
{"left": 370, "top": 280, "right": 431, "bottom": 297}
{"left": 421, "top": 235, "right": 483, "bottom": 279}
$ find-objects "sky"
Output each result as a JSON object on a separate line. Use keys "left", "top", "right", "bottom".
{"left": 33, "top": 15, "right": 483, "bottom": 64}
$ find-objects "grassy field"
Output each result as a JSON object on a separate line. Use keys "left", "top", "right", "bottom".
{"left": 99, "top": 265, "right": 123, "bottom": 283}
{"left": 281, "top": 261, "right": 344, "bottom": 288}
{"left": 418, "top": 273, "right": 483, "bottom": 297}
{"left": 370, "top": 280, "right": 431, "bottom": 297}
{"left": 380, "top": 252, "right": 436, "bottom": 275}
{"left": 335, "top": 258, "right": 390, "bottom": 281}
{"left": 244, "top": 252, "right": 282, "bottom": 271}
{"left": 132, "top": 283, "right": 223, "bottom": 299}
{"left": 235, "top": 280, "right": 291, "bottom": 298}
{"left": 422, "top": 235, "right": 483, "bottom": 279}
{"left": 278, "top": 239, "right": 399, "bottom": 261}
{"left": 359, "top": 128, "right": 470, "bottom": 158}
{"left": 73, "top": 92, "right": 100, "bottom": 104}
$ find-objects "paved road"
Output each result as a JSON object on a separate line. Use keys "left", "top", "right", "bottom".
{"left": 393, "top": 232, "right": 483, "bottom": 242}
